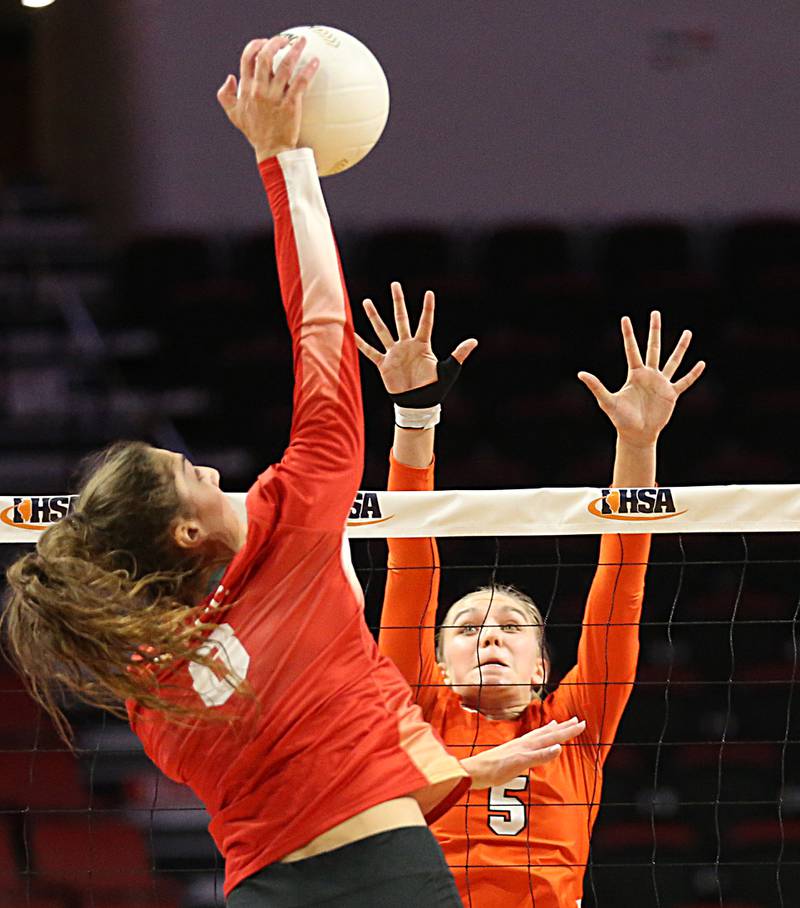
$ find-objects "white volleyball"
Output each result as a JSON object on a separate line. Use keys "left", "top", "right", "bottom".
{"left": 274, "top": 26, "right": 390, "bottom": 176}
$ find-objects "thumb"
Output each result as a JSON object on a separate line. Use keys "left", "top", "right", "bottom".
{"left": 577, "top": 371, "right": 613, "bottom": 411}
{"left": 217, "top": 74, "right": 238, "bottom": 113}
{"left": 451, "top": 338, "right": 478, "bottom": 365}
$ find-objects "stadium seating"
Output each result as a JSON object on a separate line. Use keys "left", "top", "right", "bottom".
{"left": 3, "top": 179, "right": 800, "bottom": 906}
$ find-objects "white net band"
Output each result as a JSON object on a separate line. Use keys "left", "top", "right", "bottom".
{"left": 3, "top": 484, "right": 800, "bottom": 542}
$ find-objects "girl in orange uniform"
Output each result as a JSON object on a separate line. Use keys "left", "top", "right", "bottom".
{"left": 356, "top": 289, "right": 704, "bottom": 908}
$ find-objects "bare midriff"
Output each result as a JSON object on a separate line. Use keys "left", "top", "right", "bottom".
{"left": 280, "top": 796, "right": 426, "bottom": 863}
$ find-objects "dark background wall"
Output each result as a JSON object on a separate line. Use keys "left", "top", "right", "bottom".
{"left": 2, "top": 5, "right": 800, "bottom": 908}
{"left": 8, "top": 0, "right": 800, "bottom": 234}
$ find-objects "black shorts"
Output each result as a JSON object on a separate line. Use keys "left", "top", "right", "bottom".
{"left": 227, "top": 825, "right": 463, "bottom": 907}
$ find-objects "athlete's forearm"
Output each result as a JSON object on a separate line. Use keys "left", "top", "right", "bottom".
{"left": 259, "top": 149, "right": 364, "bottom": 525}
{"left": 611, "top": 437, "right": 656, "bottom": 487}
{"left": 380, "top": 452, "right": 441, "bottom": 693}
{"left": 569, "top": 532, "right": 649, "bottom": 745}
{"left": 392, "top": 425, "right": 435, "bottom": 469}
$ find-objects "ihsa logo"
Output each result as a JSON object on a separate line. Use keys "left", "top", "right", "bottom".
{"left": 347, "top": 492, "right": 392, "bottom": 526}
{"left": 587, "top": 488, "right": 686, "bottom": 522}
{"left": 0, "top": 496, "right": 76, "bottom": 531}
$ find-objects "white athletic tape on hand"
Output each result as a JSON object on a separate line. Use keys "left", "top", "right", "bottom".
{"left": 3, "top": 485, "right": 800, "bottom": 543}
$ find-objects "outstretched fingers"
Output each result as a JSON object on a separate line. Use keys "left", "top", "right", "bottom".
{"left": 672, "top": 359, "right": 706, "bottom": 395}
{"left": 520, "top": 718, "right": 586, "bottom": 764}
{"left": 621, "top": 316, "right": 644, "bottom": 371}
{"left": 391, "top": 281, "right": 412, "bottom": 341}
{"left": 354, "top": 332, "right": 384, "bottom": 368}
{"left": 362, "top": 299, "right": 395, "bottom": 351}
{"left": 414, "top": 290, "right": 435, "bottom": 344}
{"left": 530, "top": 717, "right": 585, "bottom": 746}
{"left": 662, "top": 329, "right": 692, "bottom": 380}
{"left": 577, "top": 371, "right": 614, "bottom": 413}
{"left": 452, "top": 338, "right": 478, "bottom": 364}
{"left": 645, "top": 310, "right": 661, "bottom": 369}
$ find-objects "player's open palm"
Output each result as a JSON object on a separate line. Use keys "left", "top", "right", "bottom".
{"left": 355, "top": 282, "right": 477, "bottom": 395}
{"left": 578, "top": 311, "right": 705, "bottom": 447}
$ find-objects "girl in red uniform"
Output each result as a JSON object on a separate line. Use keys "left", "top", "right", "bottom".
{"left": 2, "top": 37, "right": 584, "bottom": 908}
{"left": 356, "top": 288, "right": 705, "bottom": 908}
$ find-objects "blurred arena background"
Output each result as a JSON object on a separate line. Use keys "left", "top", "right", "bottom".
{"left": 1, "top": 2, "right": 799, "bottom": 907}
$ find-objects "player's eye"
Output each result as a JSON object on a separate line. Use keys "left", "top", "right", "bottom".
{"left": 459, "top": 624, "right": 478, "bottom": 635}
{"left": 501, "top": 623, "right": 520, "bottom": 632}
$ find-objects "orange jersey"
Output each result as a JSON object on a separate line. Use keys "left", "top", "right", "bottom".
{"left": 379, "top": 453, "right": 651, "bottom": 908}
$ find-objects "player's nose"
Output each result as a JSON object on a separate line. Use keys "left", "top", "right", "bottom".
{"left": 201, "top": 466, "right": 221, "bottom": 487}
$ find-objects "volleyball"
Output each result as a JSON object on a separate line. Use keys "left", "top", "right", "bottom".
{"left": 273, "top": 25, "right": 390, "bottom": 177}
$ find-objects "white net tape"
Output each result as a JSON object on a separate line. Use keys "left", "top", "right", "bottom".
{"left": 3, "top": 485, "right": 800, "bottom": 542}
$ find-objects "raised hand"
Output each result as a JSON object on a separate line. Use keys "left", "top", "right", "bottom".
{"left": 217, "top": 35, "right": 319, "bottom": 161}
{"left": 355, "top": 281, "right": 477, "bottom": 394}
{"left": 460, "top": 717, "right": 586, "bottom": 790}
{"left": 578, "top": 311, "right": 705, "bottom": 448}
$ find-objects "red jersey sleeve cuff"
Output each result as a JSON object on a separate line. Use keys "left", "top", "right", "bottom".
{"left": 423, "top": 775, "right": 471, "bottom": 825}
{"left": 388, "top": 450, "right": 436, "bottom": 492}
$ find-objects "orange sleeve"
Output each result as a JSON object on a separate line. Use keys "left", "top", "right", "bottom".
{"left": 557, "top": 533, "right": 650, "bottom": 763}
{"left": 378, "top": 451, "right": 445, "bottom": 718}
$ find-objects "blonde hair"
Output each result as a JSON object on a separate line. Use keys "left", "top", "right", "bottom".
{"left": 2, "top": 441, "right": 235, "bottom": 743}
{"left": 436, "top": 583, "right": 550, "bottom": 699}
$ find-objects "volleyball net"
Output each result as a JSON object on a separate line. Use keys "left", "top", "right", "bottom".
{"left": 1, "top": 485, "right": 799, "bottom": 908}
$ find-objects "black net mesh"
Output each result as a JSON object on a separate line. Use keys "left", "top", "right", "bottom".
{"left": 1, "top": 530, "right": 798, "bottom": 908}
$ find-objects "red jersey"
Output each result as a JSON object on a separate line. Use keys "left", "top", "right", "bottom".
{"left": 127, "top": 151, "right": 468, "bottom": 898}
{"left": 379, "top": 453, "right": 651, "bottom": 908}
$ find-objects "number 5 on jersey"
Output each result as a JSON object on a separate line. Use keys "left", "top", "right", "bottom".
{"left": 488, "top": 775, "right": 528, "bottom": 836}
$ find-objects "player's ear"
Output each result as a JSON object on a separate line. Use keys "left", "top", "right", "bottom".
{"left": 531, "top": 656, "right": 547, "bottom": 687}
{"left": 172, "top": 518, "right": 207, "bottom": 551}
{"left": 438, "top": 662, "right": 452, "bottom": 687}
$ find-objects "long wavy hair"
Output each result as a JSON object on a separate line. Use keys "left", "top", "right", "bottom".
{"left": 2, "top": 441, "right": 236, "bottom": 743}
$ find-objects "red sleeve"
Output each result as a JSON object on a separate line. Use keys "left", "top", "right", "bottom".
{"left": 248, "top": 149, "right": 363, "bottom": 532}
{"left": 556, "top": 533, "right": 650, "bottom": 763}
{"left": 378, "top": 451, "right": 445, "bottom": 717}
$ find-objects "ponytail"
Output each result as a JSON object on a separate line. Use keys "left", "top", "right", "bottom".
{"left": 2, "top": 442, "right": 235, "bottom": 742}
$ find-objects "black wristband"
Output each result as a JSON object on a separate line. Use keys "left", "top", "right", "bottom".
{"left": 389, "top": 356, "right": 462, "bottom": 408}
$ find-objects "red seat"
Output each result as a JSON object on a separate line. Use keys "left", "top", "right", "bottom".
{"left": 31, "top": 817, "right": 153, "bottom": 891}
{"left": 0, "top": 820, "right": 18, "bottom": 888}
{"left": 0, "top": 895, "right": 68, "bottom": 908}
{"left": 593, "top": 818, "right": 700, "bottom": 852}
{"left": 0, "top": 750, "right": 88, "bottom": 811}
{"left": 82, "top": 896, "right": 181, "bottom": 908}
{"left": 0, "top": 682, "right": 60, "bottom": 750}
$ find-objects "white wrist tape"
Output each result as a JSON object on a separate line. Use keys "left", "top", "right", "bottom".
{"left": 394, "top": 403, "right": 441, "bottom": 430}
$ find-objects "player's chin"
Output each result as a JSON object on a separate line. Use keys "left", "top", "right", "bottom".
{"left": 469, "top": 667, "right": 519, "bottom": 687}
